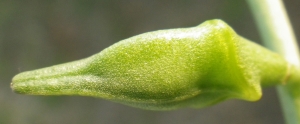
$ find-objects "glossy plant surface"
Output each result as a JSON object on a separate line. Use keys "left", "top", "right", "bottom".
{"left": 11, "top": 20, "right": 292, "bottom": 110}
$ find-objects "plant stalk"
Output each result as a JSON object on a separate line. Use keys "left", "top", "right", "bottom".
{"left": 247, "top": 0, "right": 300, "bottom": 124}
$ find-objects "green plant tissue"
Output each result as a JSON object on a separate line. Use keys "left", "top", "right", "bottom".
{"left": 11, "top": 19, "right": 289, "bottom": 110}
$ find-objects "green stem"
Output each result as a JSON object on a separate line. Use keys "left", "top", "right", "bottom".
{"left": 247, "top": 0, "right": 300, "bottom": 124}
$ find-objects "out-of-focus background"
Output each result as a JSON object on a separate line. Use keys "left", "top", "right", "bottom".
{"left": 1, "top": 0, "right": 300, "bottom": 124}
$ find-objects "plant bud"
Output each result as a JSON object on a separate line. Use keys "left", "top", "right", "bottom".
{"left": 11, "top": 19, "right": 290, "bottom": 110}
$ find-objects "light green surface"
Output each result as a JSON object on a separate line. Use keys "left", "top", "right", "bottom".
{"left": 11, "top": 20, "right": 293, "bottom": 110}
{"left": 247, "top": 0, "right": 300, "bottom": 123}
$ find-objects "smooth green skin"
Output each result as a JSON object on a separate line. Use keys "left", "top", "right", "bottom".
{"left": 11, "top": 19, "right": 290, "bottom": 110}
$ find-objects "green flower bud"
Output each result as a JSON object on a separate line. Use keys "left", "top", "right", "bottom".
{"left": 11, "top": 19, "right": 292, "bottom": 110}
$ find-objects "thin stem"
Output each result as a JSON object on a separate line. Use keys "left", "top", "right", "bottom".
{"left": 247, "top": 0, "right": 300, "bottom": 124}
